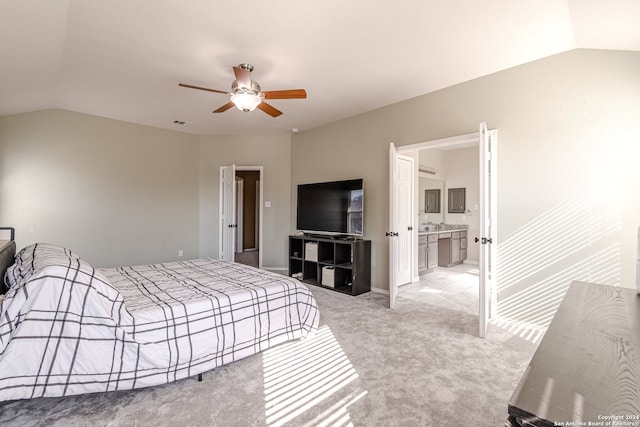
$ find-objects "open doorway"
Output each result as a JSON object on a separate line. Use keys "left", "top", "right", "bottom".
{"left": 219, "top": 165, "right": 264, "bottom": 268}
{"left": 402, "top": 140, "right": 480, "bottom": 306}
{"left": 389, "top": 125, "right": 497, "bottom": 337}
{"left": 235, "top": 170, "right": 260, "bottom": 268}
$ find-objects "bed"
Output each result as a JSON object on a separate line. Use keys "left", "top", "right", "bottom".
{"left": 0, "top": 241, "right": 319, "bottom": 402}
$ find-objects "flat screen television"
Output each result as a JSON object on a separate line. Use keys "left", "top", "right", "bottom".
{"left": 297, "top": 179, "right": 363, "bottom": 236}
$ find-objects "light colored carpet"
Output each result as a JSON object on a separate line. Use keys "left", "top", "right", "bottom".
{"left": 0, "top": 285, "right": 538, "bottom": 427}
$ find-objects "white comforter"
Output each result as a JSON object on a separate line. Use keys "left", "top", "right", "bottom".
{"left": 0, "top": 243, "right": 319, "bottom": 402}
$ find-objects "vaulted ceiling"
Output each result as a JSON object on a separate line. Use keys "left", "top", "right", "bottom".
{"left": 1, "top": 0, "right": 638, "bottom": 135}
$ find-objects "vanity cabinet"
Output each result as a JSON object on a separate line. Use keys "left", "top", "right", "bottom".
{"left": 460, "top": 232, "right": 468, "bottom": 261}
{"left": 419, "top": 233, "right": 440, "bottom": 275}
{"left": 438, "top": 230, "right": 467, "bottom": 267}
{"left": 427, "top": 234, "right": 438, "bottom": 269}
{"left": 451, "top": 234, "right": 461, "bottom": 263}
{"left": 418, "top": 235, "right": 428, "bottom": 274}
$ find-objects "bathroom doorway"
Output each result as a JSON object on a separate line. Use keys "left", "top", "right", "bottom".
{"left": 389, "top": 125, "right": 498, "bottom": 337}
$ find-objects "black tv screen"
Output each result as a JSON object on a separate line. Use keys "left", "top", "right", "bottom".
{"left": 297, "top": 179, "right": 363, "bottom": 236}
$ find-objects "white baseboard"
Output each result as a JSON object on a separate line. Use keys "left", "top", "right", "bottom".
{"left": 371, "top": 286, "right": 389, "bottom": 295}
{"left": 463, "top": 260, "right": 479, "bottom": 266}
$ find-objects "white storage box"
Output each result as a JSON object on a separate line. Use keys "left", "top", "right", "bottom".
{"left": 321, "top": 266, "right": 335, "bottom": 287}
{"left": 304, "top": 242, "right": 318, "bottom": 261}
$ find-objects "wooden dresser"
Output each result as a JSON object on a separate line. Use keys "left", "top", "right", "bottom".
{"left": 507, "top": 281, "right": 640, "bottom": 427}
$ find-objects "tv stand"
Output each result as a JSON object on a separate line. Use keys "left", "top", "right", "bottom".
{"left": 289, "top": 235, "right": 371, "bottom": 295}
{"left": 332, "top": 234, "right": 358, "bottom": 241}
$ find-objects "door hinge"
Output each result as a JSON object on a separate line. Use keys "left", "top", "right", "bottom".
{"left": 385, "top": 232, "right": 399, "bottom": 237}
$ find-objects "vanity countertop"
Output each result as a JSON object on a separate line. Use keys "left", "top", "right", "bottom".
{"left": 418, "top": 226, "right": 468, "bottom": 236}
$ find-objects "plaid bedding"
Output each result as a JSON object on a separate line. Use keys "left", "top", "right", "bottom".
{"left": 0, "top": 243, "right": 319, "bottom": 402}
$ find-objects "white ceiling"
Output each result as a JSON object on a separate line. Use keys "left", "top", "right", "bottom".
{"left": 1, "top": 0, "right": 638, "bottom": 136}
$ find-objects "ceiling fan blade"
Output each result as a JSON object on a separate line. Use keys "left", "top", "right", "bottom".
{"left": 262, "top": 89, "right": 307, "bottom": 100}
{"left": 212, "top": 102, "right": 235, "bottom": 113}
{"left": 257, "top": 101, "right": 283, "bottom": 118}
{"left": 179, "top": 83, "right": 228, "bottom": 95}
{"left": 233, "top": 66, "right": 252, "bottom": 88}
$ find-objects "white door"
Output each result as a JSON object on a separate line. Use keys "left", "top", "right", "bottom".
{"left": 389, "top": 143, "right": 414, "bottom": 309}
{"left": 219, "top": 164, "right": 236, "bottom": 261}
{"left": 478, "top": 123, "right": 498, "bottom": 337}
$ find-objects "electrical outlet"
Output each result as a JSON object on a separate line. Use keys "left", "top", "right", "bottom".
{"left": 178, "top": 250, "right": 184, "bottom": 257}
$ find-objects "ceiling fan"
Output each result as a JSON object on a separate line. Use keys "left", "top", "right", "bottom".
{"left": 178, "top": 63, "right": 307, "bottom": 118}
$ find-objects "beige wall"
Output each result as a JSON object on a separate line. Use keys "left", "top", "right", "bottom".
{"left": 291, "top": 49, "right": 640, "bottom": 327}
{"left": 0, "top": 109, "right": 200, "bottom": 267}
{"left": 197, "top": 134, "right": 291, "bottom": 269}
{"left": 0, "top": 111, "right": 292, "bottom": 270}
{"left": 2, "top": 49, "right": 638, "bottom": 330}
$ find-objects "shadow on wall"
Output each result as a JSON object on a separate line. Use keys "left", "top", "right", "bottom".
{"left": 496, "top": 191, "right": 622, "bottom": 329}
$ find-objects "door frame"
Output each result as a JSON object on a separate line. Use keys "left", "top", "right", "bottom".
{"left": 392, "top": 129, "right": 498, "bottom": 336}
{"left": 220, "top": 165, "right": 264, "bottom": 268}
{"left": 219, "top": 164, "right": 236, "bottom": 262}
{"left": 235, "top": 177, "right": 244, "bottom": 253}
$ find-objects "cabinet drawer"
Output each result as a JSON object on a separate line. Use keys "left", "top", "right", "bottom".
{"left": 419, "top": 235, "right": 428, "bottom": 244}
{"left": 438, "top": 232, "right": 451, "bottom": 239}
{"left": 460, "top": 231, "right": 467, "bottom": 238}
{"left": 418, "top": 243, "right": 428, "bottom": 271}
{"left": 428, "top": 234, "right": 438, "bottom": 243}
{"left": 460, "top": 237, "right": 468, "bottom": 250}
{"left": 452, "top": 231, "right": 460, "bottom": 239}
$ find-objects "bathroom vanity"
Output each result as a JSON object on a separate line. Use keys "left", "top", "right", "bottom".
{"left": 418, "top": 227, "right": 467, "bottom": 275}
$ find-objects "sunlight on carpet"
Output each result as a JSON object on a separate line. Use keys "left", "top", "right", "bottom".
{"left": 262, "top": 325, "right": 366, "bottom": 427}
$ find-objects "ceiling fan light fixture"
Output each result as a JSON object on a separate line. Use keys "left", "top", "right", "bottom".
{"left": 230, "top": 92, "right": 262, "bottom": 112}
{"left": 179, "top": 63, "right": 304, "bottom": 117}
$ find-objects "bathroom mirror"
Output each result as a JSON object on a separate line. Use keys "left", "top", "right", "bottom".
{"left": 419, "top": 178, "right": 444, "bottom": 223}
{"left": 425, "top": 189, "right": 440, "bottom": 213}
{"left": 448, "top": 187, "right": 466, "bottom": 213}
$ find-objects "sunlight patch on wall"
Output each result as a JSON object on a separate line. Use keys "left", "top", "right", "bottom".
{"left": 495, "top": 188, "right": 622, "bottom": 329}
{"left": 262, "top": 325, "right": 366, "bottom": 427}
{"left": 498, "top": 191, "right": 620, "bottom": 293}
{"left": 498, "top": 244, "right": 620, "bottom": 327}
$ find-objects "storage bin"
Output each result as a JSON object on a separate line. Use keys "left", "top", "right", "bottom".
{"left": 321, "top": 266, "right": 335, "bottom": 287}
{"left": 304, "top": 242, "right": 318, "bottom": 261}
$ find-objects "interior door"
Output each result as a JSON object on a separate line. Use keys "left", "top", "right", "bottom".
{"left": 389, "top": 143, "right": 414, "bottom": 309}
{"left": 219, "top": 164, "right": 236, "bottom": 261}
{"left": 478, "top": 122, "right": 498, "bottom": 337}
